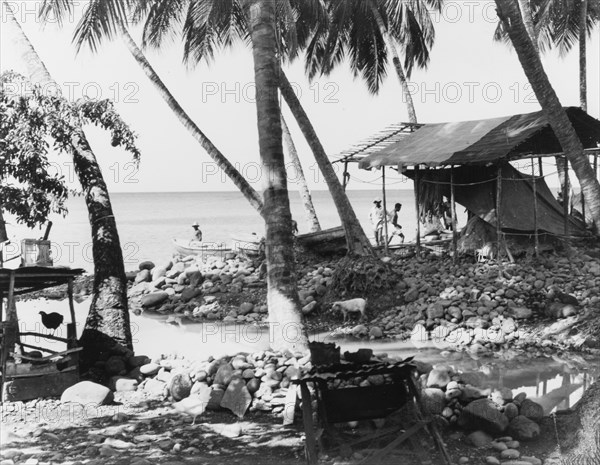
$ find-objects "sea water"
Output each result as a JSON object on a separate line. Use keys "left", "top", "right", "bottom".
{"left": 3, "top": 189, "right": 454, "bottom": 271}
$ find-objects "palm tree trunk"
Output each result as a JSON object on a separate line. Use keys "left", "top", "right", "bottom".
{"left": 518, "top": 0, "right": 539, "bottom": 53}
{"left": 279, "top": 71, "right": 375, "bottom": 256}
{"left": 247, "top": 0, "right": 307, "bottom": 352}
{"left": 4, "top": 0, "right": 133, "bottom": 360}
{"left": 281, "top": 115, "right": 321, "bottom": 232}
{"left": 495, "top": 0, "right": 600, "bottom": 229}
{"left": 388, "top": 39, "right": 418, "bottom": 124}
{"left": 370, "top": 6, "right": 418, "bottom": 124}
{"left": 71, "top": 129, "right": 133, "bottom": 358}
{"left": 118, "top": 25, "right": 264, "bottom": 216}
{"left": 579, "top": 0, "right": 588, "bottom": 111}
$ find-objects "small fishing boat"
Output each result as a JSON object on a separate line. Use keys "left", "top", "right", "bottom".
{"left": 296, "top": 226, "right": 346, "bottom": 253}
{"left": 231, "top": 233, "right": 262, "bottom": 258}
{"left": 172, "top": 239, "right": 232, "bottom": 258}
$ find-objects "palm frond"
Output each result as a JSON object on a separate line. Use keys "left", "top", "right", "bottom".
{"left": 182, "top": 0, "right": 219, "bottom": 66}
{"left": 72, "top": 0, "right": 130, "bottom": 53}
{"left": 38, "top": 0, "right": 73, "bottom": 27}
{"left": 141, "top": 0, "right": 186, "bottom": 48}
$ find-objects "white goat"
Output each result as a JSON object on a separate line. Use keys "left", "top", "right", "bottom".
{"left": 331, "top": 298, "right": 367, "bottom": 322}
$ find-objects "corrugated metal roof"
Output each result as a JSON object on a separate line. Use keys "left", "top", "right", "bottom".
{"left": 356, "top": 107, "right": 600, "bottom": 169}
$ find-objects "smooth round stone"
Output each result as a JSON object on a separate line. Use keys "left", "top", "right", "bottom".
{"left": 140, "top": 363, "right": 160, "bottom": 376}
{"left": 500, "top": 449, "right": 520, "bottom": 460}
{"left": 485, "top": 458, "right": 500, "bottom": 465}
{"left": 490, "top": 441, "right": 508, "bottom": 451}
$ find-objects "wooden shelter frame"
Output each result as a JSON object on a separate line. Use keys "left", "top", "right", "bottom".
{"left": 334, "top": 117, "right": 600, "bottom": 258}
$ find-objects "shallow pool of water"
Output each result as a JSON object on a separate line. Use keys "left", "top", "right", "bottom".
{"left": 13, "top": 299, "right": 600, "bottom": 413}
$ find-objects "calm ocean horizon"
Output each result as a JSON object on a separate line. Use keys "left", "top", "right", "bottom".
{"left": 3, "top": 189, "right": 437, "bottom": 271}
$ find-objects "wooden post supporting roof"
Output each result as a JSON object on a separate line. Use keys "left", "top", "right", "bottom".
{"left": 532, "top": 159, "right": 539, "bottom": 258}
{"left": 382, "top": 167, "right": 389, "bottom": 255}
{"left": 496, "top": 167, "right": 503, "bottom": 261}
{"left": 563, "top": 157, "right": 569, "bottom": 237}
{"left": 450, "top": 166, "right": 458, "bottom": 261}
{"left": 414, "top": 166, "right": 421, "bottom": 257}
{"left": 342, "top": 161, "right": 349, "bottom": 191}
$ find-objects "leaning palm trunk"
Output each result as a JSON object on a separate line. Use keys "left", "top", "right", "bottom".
{"left": 247, "top": 0, "right": 307, "bottom": 352}
{"left": 70, "top": 129, "right": 133, "bottom": 357}
{"left": 118, "top": 25, "right": 264, "bottom": 216}
{"left": 371, "top": 7, "right": 418, "bottom": 124}
{"left": 4, "top": 1, "right": 133, "bottom": 359}
{"left": 579, "top": 0, "right": 588, "bottom": 111}
{"left": 388, "top": 38, "right": 418, "bottom": 124}
{"left": 278, "top": 72, "right": 375, "bottom": 256}
{"left": 281, "top": 115, "right": 321, "bottom": 232}
{"left": 517, "top": 0, "right": 538, "bottom": 52}
{"left": 495, "top": 0, "right": 600, "bottom": 229}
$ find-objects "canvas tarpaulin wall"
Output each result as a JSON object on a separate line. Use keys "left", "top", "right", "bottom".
{"left": 404, "top": 164, "right": 587, "bottom": 236}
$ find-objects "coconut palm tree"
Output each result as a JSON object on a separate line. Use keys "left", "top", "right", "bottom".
{"left": 305, "top": 0, "right": 443, "bottom": 124}
{"left": 44, "top": 0, "right": 314, "bottom": 349}
{"left": 281, "top": 115, "right": 321, "bottom": 232}
{"left": 495, "top": 0, "right": 600, "bottom": 197}
{"left": 43, "top": 0, "right": 372, "bottom": 254}
{"left": 2, "top": 0, "right": 133, "bottom": 362}
{"left": 494, "top": 0, "right": 600, "bottom": 228}
{"left": 135, "top": 0, "right": 373, "bottom": 255}
{"left": 246, "top": 0, "right": 307, "bottom": 350}
{"left": 278, "top": 70, "right": 374, "bottom": 255}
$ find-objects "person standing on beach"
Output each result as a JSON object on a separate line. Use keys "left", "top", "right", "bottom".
{"left": 191, "top": 222, "right": 203, "bottom": 244}
{"left": 369, "top": 198, "right": 386, "bottom": 246}
{"left": 388, "top": 203, "right": 405, "bottom": 244}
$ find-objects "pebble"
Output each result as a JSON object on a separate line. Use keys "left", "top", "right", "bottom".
{"left": 485, "top": 457, "right": 500, "bottom": 465}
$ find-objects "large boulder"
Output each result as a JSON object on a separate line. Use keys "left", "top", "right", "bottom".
{"left": 508, "top": 415, "right": 540, "bottom": 441}
{"left": 458, "top": 399, "right": 509, "bottom": 435}
{"left": 61, "top": 381, "right": 113, "bottom": 406}
{"left": 220, "top": 378, "right": 252, "bottom": 418}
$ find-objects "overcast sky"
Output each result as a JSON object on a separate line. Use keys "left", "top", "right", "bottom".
{"left": 1, "top": 0, "right": 598, "bottom": 192}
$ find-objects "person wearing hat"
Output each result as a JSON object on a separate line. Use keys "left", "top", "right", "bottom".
{"left": 190, "top": 222, "right": 203, "bottom": 244}
{"left": 369, "top": 198, "right": 386, "bottom": 246}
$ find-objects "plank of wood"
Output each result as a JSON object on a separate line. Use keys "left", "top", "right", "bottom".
{"left": 300, "top": 382, "right": 318, "bottom": 465}
{"left": 358, "top": 420, "right": 428, "bottom": 464}
{"left": 2, "top": 371, "right": 79, "bottom": 402}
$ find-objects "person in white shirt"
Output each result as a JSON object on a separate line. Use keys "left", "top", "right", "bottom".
{"left": 369, "top": 198, "right": 386, "bottom": 246}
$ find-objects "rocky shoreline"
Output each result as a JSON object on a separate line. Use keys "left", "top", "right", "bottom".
{"left": 125, "top": 245, "right": 600, "bottom": 354}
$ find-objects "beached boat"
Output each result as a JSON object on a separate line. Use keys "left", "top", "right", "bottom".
{"left": 172, "top": 239, "right": 232, "bottom": 258}
{"left": 296, "top": 226, "right": 346, "bottom": 253}
{"left": 231, "top": 234, "right": 262, "bottom": 258}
